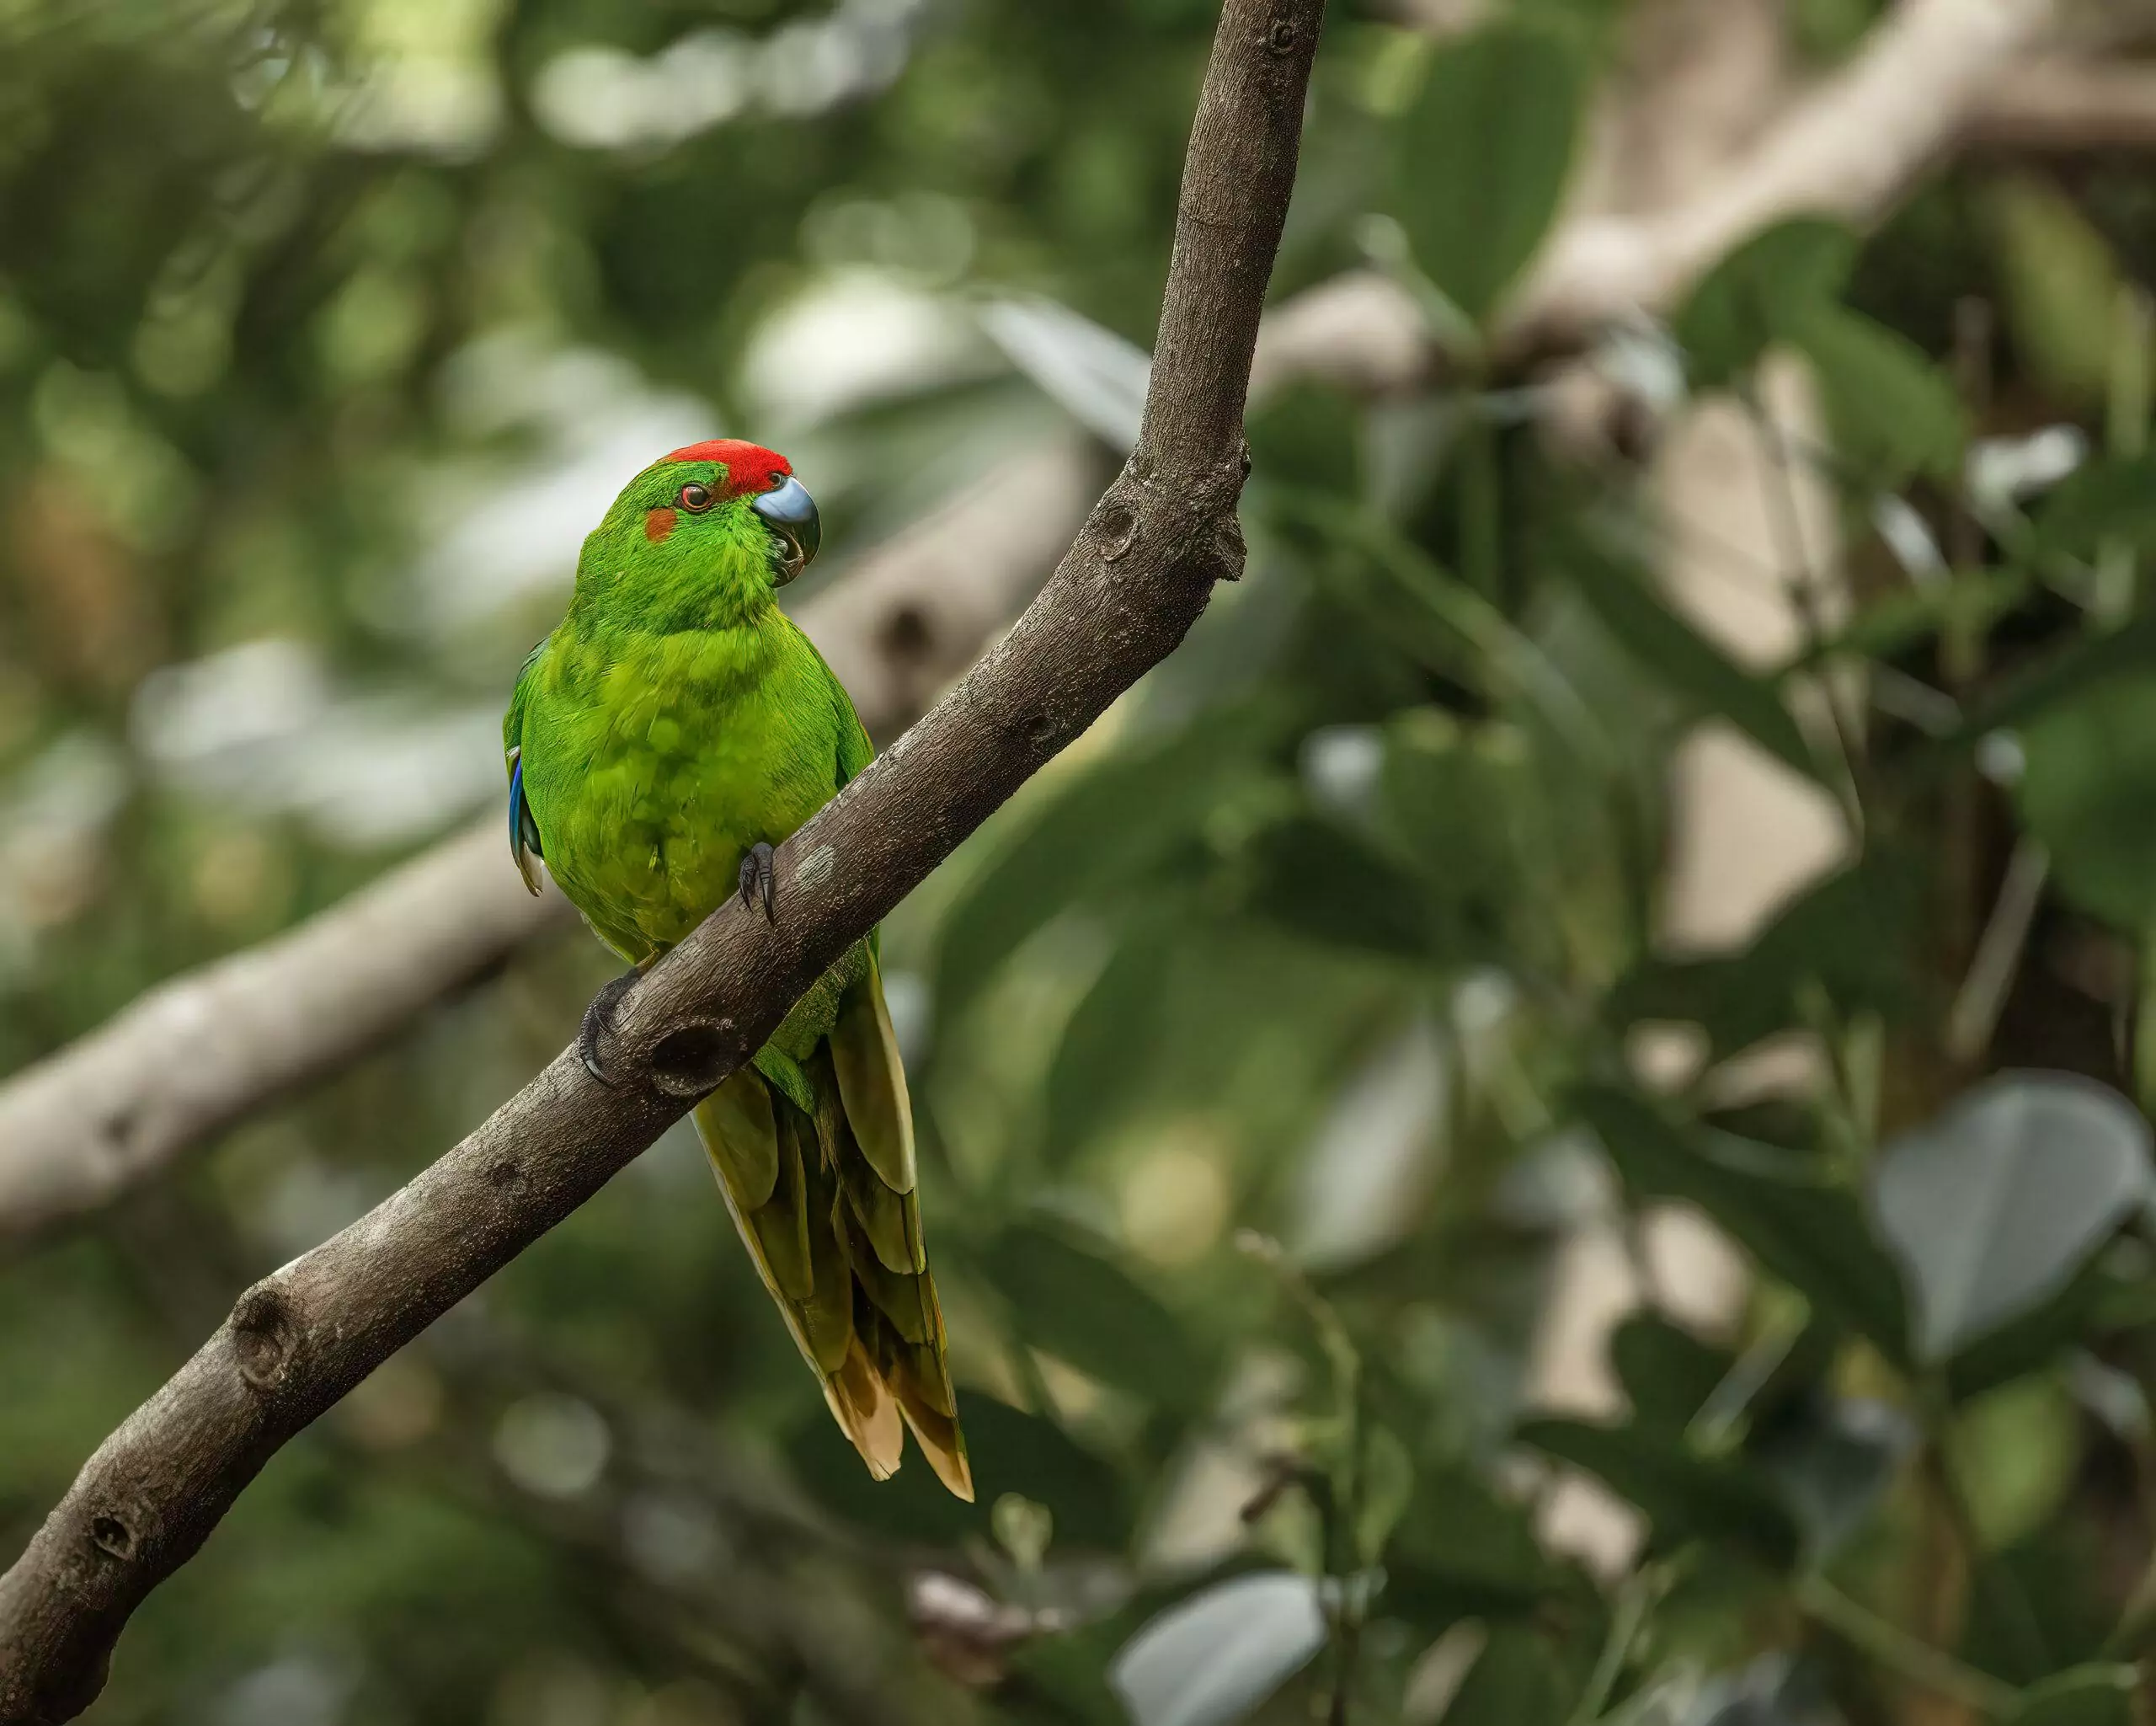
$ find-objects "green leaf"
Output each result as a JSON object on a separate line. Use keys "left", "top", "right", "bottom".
{"left": 1870, "top": 1074, "right": 2153, "bottom": 1362}
{"left": 2011, "top": 1665, "right": 2136, "bottom": 1726}
{"left": 1674, "top": 218, "right": 1860, "bottom": 388}
{"left": 1007, "top": 1623, "right": 1139, "bottom": 1726}
{"left": 1386, "top": 1463, "right": 1572, "bottom": 1625}
{"left": 1983, "top": 174, "right": 2133, "bottom": 412}
{"left": 1561, "top": 541, "right": 1822, "bottom": 782}
{"left": 1753, "top": 1396, "right": 1914, "bottom": 1558}
{"left": 1795, "top": 304, "right": 1967, "bottom": 487}
{"left": 1394, "top": 23, "right": 1585, "bottom": 325}
{"left": 1355, "top": 1424, "right": 1416, "bottom": 1567}
{"left": 1610, "top": 1313, "right": 1732, "bottom": 1431}
{"left": 1948, "top": 1373, "right": 2079, "bottom": 1552}
{"left": 1577, "top": 1085, "right": 1909, "bottom": 1355}
{"left": 1949, "top": 1256, "right": 2119, "bottom": 1401}
{"left": 1043, "top": 927, "right": 1178, "bottom": 1163}
{"left": 932, "top": 705, "right": 1265, "bottom": 1021}
{"left": 982, "top": 1220, "right": 1210, "bottom": 1411}
{"left": 1801, "top": 568, "right": 2028, "bottom": 671}
{"left": 1518, "top": 1417, "right": 1803, "bottom": 1568}
{"left": 1610, "top": 858, "right": 1923, "bottom": 1061}
{"left": 1954, "top": 611, "right": 2156, "bottom": 756}
{"left": 1109, "top": 1571, "right": 1326, "bottom": 1726}
{"left": 1243, "top": 814, "right": 1454, "bottom": 960}
{"left": 1317, "top": 508, "right": 1619, "bottom": 771}
{"left": 1377, "top": 708, "right": 1528, "bottom": 903}
{"left": 1441, "top": 1626, "right": 1575, "bottom": 1726}
{"left": 2030, "top": 454, "right": 2156, "bottom": 561}
{"left": 2019, "top": 672, "right": 2156, "bottom": 931}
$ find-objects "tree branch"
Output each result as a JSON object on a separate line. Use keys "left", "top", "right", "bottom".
{"left": 0, "top": 822, "right": 568, "bottom": 1244}
{"left": 1254, "top": 0, "right": 2067, "bottom": 393}
{"left": 1518, "top": 0, "right": 2061, "bottom": 342}
{"left": 0, "top": 0, "right": 1326, "bottom": 1716}
{"left": 0, "top": 436, "right": 1100, "bottom": 1249}
{"left": 1966, "top": 56, "right": 2156, "bottom": 150}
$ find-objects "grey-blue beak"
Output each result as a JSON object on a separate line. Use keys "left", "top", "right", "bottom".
{"left": 751, "top": 474, "right": 821, "bottom": 585}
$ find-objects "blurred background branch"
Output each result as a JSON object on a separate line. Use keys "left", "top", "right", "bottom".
{"left": 1968, "top": 58, "right": 2156, "bottom": 151}
{"left": 1263, "top": 0, "right": 2153, "bottom": 398}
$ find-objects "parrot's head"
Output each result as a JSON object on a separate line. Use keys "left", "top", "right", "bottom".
{"left": 589, "top": 438, "right": 822, "bottom": 620}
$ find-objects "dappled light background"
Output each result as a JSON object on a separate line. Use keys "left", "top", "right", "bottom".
{"left": 14, "top": 0, "right": 2156, "bottom": 1723}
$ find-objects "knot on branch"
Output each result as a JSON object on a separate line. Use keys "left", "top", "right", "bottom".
{"left": 88, "top": 1514, "right": 133, "bottom": 1561}
{"left": 1095, "top": 446, "right": 1248, "bottom": 564}
{"left": 98, "top": 1105, "right": 139, "bottom": 1156}
{"left": 1203, "top": 509, "right": 1249, "bottom": 585}
{"left": 228, "top": 1285, "right": 297, "bottom": 1392}
{"left": 1164, "top": 447, "right": 1257, "bottom": 535}
{"left": 1097, "top": 502, "right": 1138, "bottom": 563}
{"left": 645, "top": 1018, "right": 744, "bottom": 1101}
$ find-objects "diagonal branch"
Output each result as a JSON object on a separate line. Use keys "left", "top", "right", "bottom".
{"left": 0, "top": 436, "right": 1100, "bottom": 1249}
{"left": 0, "top": 0, "right": 1327, "bottom": 1716}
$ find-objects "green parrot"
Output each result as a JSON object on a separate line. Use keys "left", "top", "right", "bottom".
{"left": 502, "top": 436, "right": 972, "bottom": 1499}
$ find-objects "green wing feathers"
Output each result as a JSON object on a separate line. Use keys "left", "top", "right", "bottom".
{"left": 691, "top": 954, "right": 972, "bottom": 1499}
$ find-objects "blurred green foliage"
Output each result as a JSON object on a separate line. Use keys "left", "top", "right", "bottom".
{"left": 14, "top": 2, "right": 2156, "bottom": 1724}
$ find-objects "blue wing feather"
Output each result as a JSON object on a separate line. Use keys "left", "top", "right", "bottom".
{"left": 507, "top": 747, "right": 544, "bottom": 895}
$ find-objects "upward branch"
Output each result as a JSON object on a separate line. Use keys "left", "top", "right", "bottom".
{"left": 0, "top": 1, "right": 1329, "bottom": 1718}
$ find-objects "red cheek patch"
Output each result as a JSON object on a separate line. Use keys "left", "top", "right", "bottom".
{"left": 644, "top": 507, "right": 677, "bottom": 543}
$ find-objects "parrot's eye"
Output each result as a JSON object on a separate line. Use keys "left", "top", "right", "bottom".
{"left": 768, "top": 471, "right": 789, "bottom": 489}
{"left": 677, "top": 482, "right": 714, "bottom": 513}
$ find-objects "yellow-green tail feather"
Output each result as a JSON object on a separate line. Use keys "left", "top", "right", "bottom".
{"left": 691, "top": 961, "right": 972, "bottom": 1500}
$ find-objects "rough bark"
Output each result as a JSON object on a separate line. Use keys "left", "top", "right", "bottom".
{"left": 0, "top": 0, "right": 1326, "bottom": 1716}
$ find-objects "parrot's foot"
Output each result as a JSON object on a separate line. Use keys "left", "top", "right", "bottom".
{"left": 579, "top": 968, "right": 642, "bottom": 1087}
{"left": 739, "top": 842, "right": 776, "bottom": 923}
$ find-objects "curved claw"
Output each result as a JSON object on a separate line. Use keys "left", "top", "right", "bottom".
{"left": 739, "top": 842, "right": 776, "bottom": 923}
{"left": 579, "top": 969, "right": 642, "bottom": 1087}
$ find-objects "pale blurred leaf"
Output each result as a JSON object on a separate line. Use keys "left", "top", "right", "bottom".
{"left": 1110, "top": 1570, "right": 1326, "bottom": 1726}
{"left": 979, "top": 295, "right": 1150, "bottom": 452}
{"left": 1871, "top": 1074, "right": 2153, "bottom": 1362}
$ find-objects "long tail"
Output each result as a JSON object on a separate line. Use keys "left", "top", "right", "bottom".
{"left": 691, "top": 962, "right": 972, "bottom": 1499}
